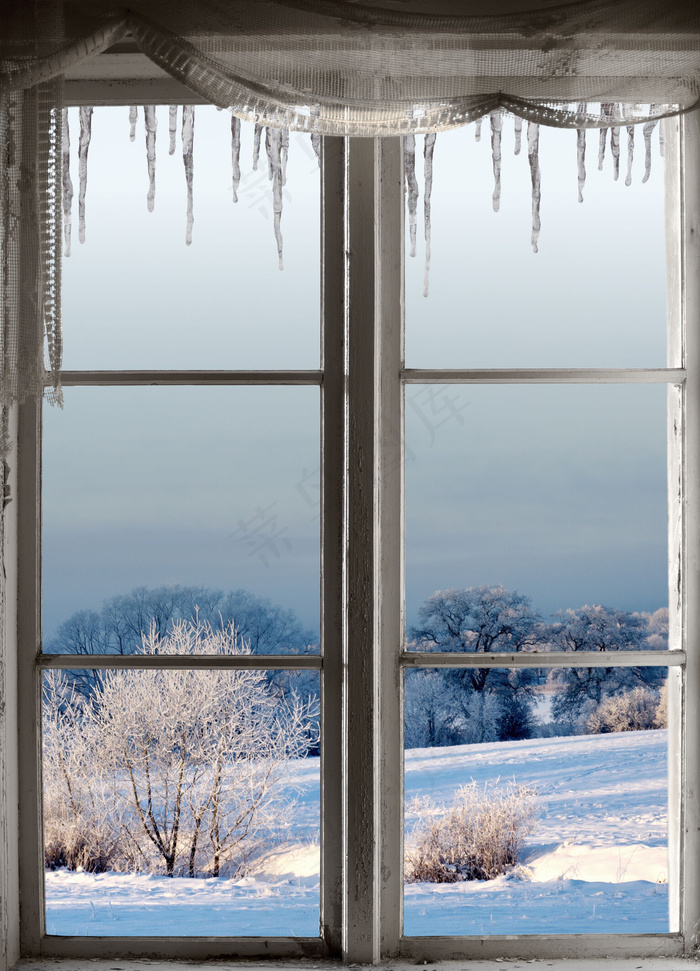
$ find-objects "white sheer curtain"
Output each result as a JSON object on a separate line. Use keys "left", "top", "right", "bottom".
{"left": 1, "top": 0, "right": 700, "bottom": 412}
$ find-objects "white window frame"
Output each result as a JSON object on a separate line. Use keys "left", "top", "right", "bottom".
{"left": 2, "top": 68, "right": 699, "bottom": 967}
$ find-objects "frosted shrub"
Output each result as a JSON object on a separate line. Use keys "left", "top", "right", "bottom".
{"left": 654, "top": 683, "right": 668, "bottom": 729}
{"left": 586, "top": 686, "right": 663, "bottom": 734}
{"left": 404, "top": 781, "right": 539, "bottom": 883}
{"left": 43, "top": 677, "right": 123, "bottom": 872}
{"left": 42, "top": 620, "right": 319, "bottom": 877}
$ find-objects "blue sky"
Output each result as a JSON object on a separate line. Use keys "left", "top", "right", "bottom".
{"left": 42, "top": 108, "right": 668, "bottom": 640}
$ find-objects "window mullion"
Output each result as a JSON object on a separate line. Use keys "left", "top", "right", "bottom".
{"left": 320, "top": 135, "right": 346, "bottom": 958}
{"left": 16, "top": 85, "right": 47, "bottom": 956}
{"left": 345, "top": 135, "right": 381, "bottom": 964}
{"left": 676, "top": 108, "right": 700, "bottom": 951}
{"left": 17, "top": 393, "right": 43, "bottom": 955}
{"left": 376, "top": 137, "right": 404, "bottom": 961}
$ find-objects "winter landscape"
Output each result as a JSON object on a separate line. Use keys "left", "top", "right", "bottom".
{"left": 45, "top": 730, "right": 668, "bottom": 938}
{"left": 42, "top": 584, "right": 670, "bottom": 939}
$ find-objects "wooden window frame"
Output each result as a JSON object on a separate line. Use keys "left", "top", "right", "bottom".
{"left": 4, "top": 79, "right": 699, "bottom": 965}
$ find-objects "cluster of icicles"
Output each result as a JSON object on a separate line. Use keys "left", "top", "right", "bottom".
{"left": 62, "top": 106, "right": 664, "bottom": 296}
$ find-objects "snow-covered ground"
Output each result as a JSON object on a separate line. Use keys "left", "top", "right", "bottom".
{"left": 45, "top": 729, "right": 668, "bottom": 938}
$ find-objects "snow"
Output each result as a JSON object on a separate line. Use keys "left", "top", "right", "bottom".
{"left": 45, "top": 730, "right": 668, "bottom": 938}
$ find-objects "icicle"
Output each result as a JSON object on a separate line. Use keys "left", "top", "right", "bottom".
{"left": 168, "top": 105, "right": 177, "bottom": 155}
{"left": 252, "top": 123, "right": 262, "bottom": 170}
{"left": 404, "top": 134, "right": 419, "bottom": 259}
{"left": 625, "top": 125, "right": 634, "bottom": 187}
{"left": 231, "top": 114, "right": 241, "bottom": 203}
{"left": 598, "top": 127, "right": 607, "bottom": 171}
{"left": 659, "top": 123, "right": 665, "bottom": 158}
{"left": 61, "top": 107, "right": 73, "bottom": 257}
{"left": 474, "top": 117, "right": 482, "bottom": 142}
{"left": 642, "top": 119, "right": 656, "bottom": 184}
{"left": 310, "top": 106, "right": 321, "bottom": 167}
{"left": 513, "top": 115, "right": 522, "bottom": 156}
{"left": 129, "top": 105, "right": 137, "bottom": 142}
{"left": 611, "top": 126, "right": 620, "bottom": 180}
{"left": 78, "top": 106, "right": 93, "bottom": 245}
{"left": 490, "top": 110, "right": 503, "bottom": 213}
{"left": 527, "top": 121, "right": 541, "bottom": 254}
{"left": 144, "top": 105, "right": 157, "bottom": 213}
{"left": 576, "top": 127, "right": 586, "bottom": 203}
{"left": 423, "top": 132, "right": 436, "bottom": 298}
{"left": 182, "top": 106, "right": 195, "bottom": 245}
{"left": 281, "top": 129, "right": 289, "bottom": 186}
{"left": 265, "top": 127, "right": 285, "bottom": 270}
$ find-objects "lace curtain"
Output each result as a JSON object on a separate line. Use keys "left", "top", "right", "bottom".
{"left": 1, "top": 0, "right": 700, "bottom": 413}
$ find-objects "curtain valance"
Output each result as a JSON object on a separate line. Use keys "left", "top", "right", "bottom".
{"left": 1, "top": 0, "right": 700, "bottom": 432}
{"left": 2, "top": 0, "right": 700, "bottom": 135}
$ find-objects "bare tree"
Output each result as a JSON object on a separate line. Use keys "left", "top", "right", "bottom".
{"left": 44, "top": 620, "right": 318, "bottom": 877}
{"left": 409, "top": 585, "right": 543, "bottom": 740}
{"left": 546, "top": 604, "right": 665, "bottom": 727}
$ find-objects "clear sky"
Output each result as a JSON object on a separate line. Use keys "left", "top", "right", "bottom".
{"left": 42, "top": 107, "right": 668, "bottom": 640}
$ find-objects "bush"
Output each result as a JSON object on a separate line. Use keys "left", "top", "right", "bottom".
{"left": 654, "top": 683, "right": 668, "bottom": 729}
{"left": 586, "top": 686, "right": 663, "bottom": 734}
{"left": 42, "top": 621, "right": 319, "bottom": 877}
{"left": 43, "top": 679, "right": 122, "bottom": 872}
{"left": 404, "top": 781, "right": 539, "bottom": 883}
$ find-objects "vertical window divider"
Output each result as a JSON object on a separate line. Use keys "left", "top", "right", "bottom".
{"left": 676, "top": 108, "right": 700, "bottom": 951}
{"left": 376, "top": 137, "right": 405, "bottom": 961}
{"left": 345, "top": 134, "right": 381, "bottom": 964}
{"left": 17, "top": 391, "right": 43, "bottom": 956}
{"left": 320, "top": 135, "right": 346, "bottom": 958}
{"left": 344, "top": 134, "right": 403, "bottom": 963}
{"left": 665, "top": 113, "right": 683, "bottom": 937}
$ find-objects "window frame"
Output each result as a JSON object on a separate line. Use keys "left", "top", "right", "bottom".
{"left": 7, "top": 82, "right": 699, "bottom": 965}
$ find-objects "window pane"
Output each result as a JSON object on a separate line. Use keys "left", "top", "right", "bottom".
{"left": 61, "top": 106, "right": 320, "bottom": 370}
{"left": 43, "top": 668, "right": 320, "bottom": 937}
{"left": 405, "top": 384, "right": 668, "bottom": 643}
{"left": 405, "top": 124, "right": 666, "bottom": 369}
{"left": 43, "top": 387, "right": 320, "bottom": 654}
{"left": 403, "top": 667, "right": 669, "bottom": 936}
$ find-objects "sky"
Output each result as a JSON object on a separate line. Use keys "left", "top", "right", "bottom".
{"left": 42, "top": 107, "right": 669, "bottom": 641}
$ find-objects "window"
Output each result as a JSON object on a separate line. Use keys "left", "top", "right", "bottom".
{"left": 5, "top": 82, "right": 700, "bottom": 971}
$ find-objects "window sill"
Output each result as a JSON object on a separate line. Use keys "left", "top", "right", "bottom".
{"left": 11, "top": 959, "right": 700, "bottom": 971}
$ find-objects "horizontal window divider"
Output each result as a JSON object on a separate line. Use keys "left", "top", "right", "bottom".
{"left": 402, "top": 367, "right": 686, "bottom": 385}
{"left": 41, "top": 935, "right": 325, "bottom": 959}
{"left": 54, "top": 369, "right": 323, "bottom": 387}
{"left": 37, "top": 652, "right": 322, "bottom": 670}
{"left": 400, "top": 933, "right": 683, "bottom": 962}
{"left": 402, "top": 650, "right": 684, "bottom": 668}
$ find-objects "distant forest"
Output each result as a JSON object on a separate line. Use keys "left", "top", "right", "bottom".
{"left": 47, "top": 583, "right": 668, "bottom": 744}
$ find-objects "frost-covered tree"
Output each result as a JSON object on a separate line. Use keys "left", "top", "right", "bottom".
{"left": 43, "top": 620, "right": 318, "bottom": 877}
{"left": 43, "top": 677, "right": 123, "bottom": 872}
{"left": 546, "top": 604, "right": 666, "bottom": 729}
{"left": 47, "top": 585, "right": 317, "bottom": 660}
{"left": 586, "top": 686, "right": 663, "bottom": 734}
{"left": 408, "top": 585, "right": 543, "bottom": 742}
{"left": 46, "top": 586, "right": 320, "bottom": 747}
{"left": 405, "top": 671, "right": 461, "bottom": 748}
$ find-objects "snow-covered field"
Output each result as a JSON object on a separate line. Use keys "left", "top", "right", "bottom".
{"left": 45, "top": 729, "right": 668, "bottom": 938}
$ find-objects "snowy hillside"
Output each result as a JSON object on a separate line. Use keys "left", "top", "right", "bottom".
{"left": 45, "top": 729, "right": 668, "bottom": 938}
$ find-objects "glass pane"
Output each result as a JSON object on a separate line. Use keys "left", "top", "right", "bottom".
{"left": 404, "top": 667, "right": 669, "bottom": 936}
{"left": 43, "top": 668, "right": 320, "bottom": 936}
{"left": 405, "top": 384, "right": 668, "bottom": 643}
{"left": 43, "top": 387, "right": 320, "bottom": 654}
{"left": 61, "top": 106, "right": 320, "bottom": 370}
{"left": 405, "top": 123, "right": 666, "bottom": 369}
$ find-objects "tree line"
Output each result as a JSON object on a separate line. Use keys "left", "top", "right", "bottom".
{"left": 406, "top": 585, "right": 667, "bottom": 746}
{"left": 47, "top": 582, "right": 669, "bottom": 750}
